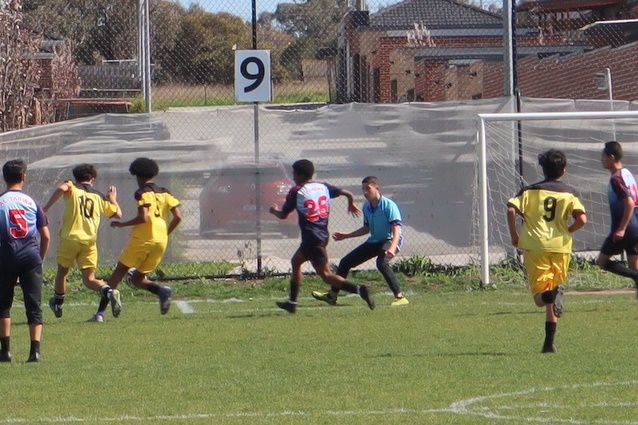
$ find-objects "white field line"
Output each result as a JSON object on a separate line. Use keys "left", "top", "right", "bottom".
{"left": 2, "top": 381, "right": 637, "bottom": 424}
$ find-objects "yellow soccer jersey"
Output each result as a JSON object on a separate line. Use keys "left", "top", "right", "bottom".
{"left": 507, "top": 180, "right": 585, "bottom": 253}
{"left": 129, "top": 183, "right": 180, "bottom": 243}
{"left": 60, "top": 181, "right": 119, "bottom": 243}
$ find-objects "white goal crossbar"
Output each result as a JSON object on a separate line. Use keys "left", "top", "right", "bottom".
{"left": 477, "top": 110, "right": 638, "bottom": 286}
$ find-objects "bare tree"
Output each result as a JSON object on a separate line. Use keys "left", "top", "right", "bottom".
{"left": 0, "top": 1, "right": 41, "bottom": 132}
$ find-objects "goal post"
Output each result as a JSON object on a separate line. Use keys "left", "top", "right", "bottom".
{"left": 476, "top": 110, "right": 638, "bottom": 286}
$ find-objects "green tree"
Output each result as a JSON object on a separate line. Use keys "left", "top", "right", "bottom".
{"left": 169, "top": 9, "right": 250, "bottom": 84}
{"left": 274, "top": 0, "right": 348, "bottom": 79}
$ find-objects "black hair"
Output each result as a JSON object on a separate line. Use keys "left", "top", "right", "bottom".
{"left": 292, "top": 159, "right": 314, "bottom": 180}
{"left": 362, "top": 176, "right": 381, "bottom": 186}
{"left": 129, "top": 157, "right": 159, "bottom": 179}
{"left": 603, "top": 141, "right": 623, "bottom": 160}
{"left": 3, "top": 159, "right": 26, "bottom": 185}
{"left": 72, "top": 164, "right": 97, "bottom": 182}
{"left": 537, "top": 149, "right": 567, "bottom": 180}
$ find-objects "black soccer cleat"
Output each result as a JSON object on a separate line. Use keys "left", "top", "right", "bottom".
{"left": 276, "top": 300, "right": 297, "bottom": 314}
{"left": 541, "top": 344, "right": 558, "bottom": 354}
{"left": 26, "top": 352, "right": 42, "bottom": 363}
{"left": 359, "top": 285, "right": 375, "bottom": 310}
{"left": 0, "top": 351, "right": 12, "bottom": 363}
{"left": 552, "top": 286, "right": 565, "bottom": 318}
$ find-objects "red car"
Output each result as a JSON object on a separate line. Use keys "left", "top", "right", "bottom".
{"left": 199, "top": 161, "right": 298, "bottom": 238}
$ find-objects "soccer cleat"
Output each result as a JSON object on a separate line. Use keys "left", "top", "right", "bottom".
{"left": 49, "top": 296, "right": 63, "bottom": 318}
{"left": 276, "top": 300, "right": 297, "bottom": 314}
{"left": 552, "top": 286, "right": 565, "bottom": 318}
{"left": 26, "top": 352, "right": 42, "bottom": 363}
{"left": 125, "top": 268, "right": 136, "bottom": 288}
{"left": 110, "top": 289, "right": 122, "bottom": 318}
{"left": 311, "top": 290, "right": 337, "bottom": 306}
{"left": 0, "top": 351, "right": 12, "bottom": 363}
{"left": 159, "top": 286, "right": 172, "bottom": 315}
{"left": 87, "top": 313, "right": 105, "bottom": 323}
{"left": 391, "top": 297, "right": 409, "bottom": 306}
{"left": 542, "top": 344, "right": 558, "bottom": 354}
{"left": 359, "top": 285, "right": 375, "bottom": 310}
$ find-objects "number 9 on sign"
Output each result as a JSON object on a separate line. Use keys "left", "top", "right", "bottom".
{"left": 235, "top": 50, "right": 272, "bottom": 102}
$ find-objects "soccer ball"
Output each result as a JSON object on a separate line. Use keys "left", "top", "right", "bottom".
{"left": 125, "top": 268, "right": 137, "bottom": 287}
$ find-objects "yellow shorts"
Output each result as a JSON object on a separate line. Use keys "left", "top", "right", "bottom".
{"left": 119, "top": 238, "right": 167, "bottom": 275}
{"left": 57, "top": 238, "right": 98, "bottom": 270}
{"left": 523, "top": 250, "right": 571, "bottom": 296}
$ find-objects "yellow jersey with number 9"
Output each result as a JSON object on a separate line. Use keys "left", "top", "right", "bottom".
{"left": 507, "top": 180, "right": 585, "bottom": 253}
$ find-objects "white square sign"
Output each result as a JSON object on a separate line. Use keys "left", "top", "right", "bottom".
{"left": 235, "top": 50, "right": 272, "bottom": 102}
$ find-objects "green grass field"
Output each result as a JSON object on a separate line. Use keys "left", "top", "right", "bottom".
{"left": 0, "top": 274, "right": 636, "bottom": 425}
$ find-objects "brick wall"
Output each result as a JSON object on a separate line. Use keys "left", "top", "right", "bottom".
{"left": 483, "top": 42, "right": 638, "bottom": 101}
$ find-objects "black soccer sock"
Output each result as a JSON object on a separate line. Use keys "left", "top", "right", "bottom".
{"left": 54, "top": 292, "right": 65, "bottom": 306}
{"left": 340, "top": 280, "right": 358, "bottom": 294}
{"left": 99, "top": 285, "right": 112, "bottom": 298}
{"left": 97, "top": 297, "right": 109, "bottom": 314}
{"left": 30, "top": 340, "right": 40, "bottom": 356}
{"left": 0, "top": 336, "right": 10, "bottom": 353}
{"left": 329, "top": 286, "right": 340, "bottom": 297}
{"left": 544, "top": 321, "right": 557, "bottom": 349}
{"left": 146, "top": 283, "right": 161, "bottom": 296}
{"left": 603, "top": 260, "right": 638, "bottom": 279}
{"left": 541, "top": 290, "right": 556, "bottom": 304}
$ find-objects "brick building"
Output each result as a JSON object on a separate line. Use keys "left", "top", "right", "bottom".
{"left": 338, "top": 0, "right": 638, "bottom": 103}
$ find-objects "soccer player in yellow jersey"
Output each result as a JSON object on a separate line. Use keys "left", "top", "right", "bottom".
{"left": 507, "top": 149, "right": 587, "bottom": 353}
{"left": 42, "top": 164, "right": 122, "bottom": 322}
{"left": 94, "top": 157, "right": 182, "bottom": 318}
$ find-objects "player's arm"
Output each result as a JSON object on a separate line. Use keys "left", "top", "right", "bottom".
{"left": 269, "top": 204, "right": 290, "bottom": 220}
{"left": 614, "top": 196, "right": 634, "bottom": 241}
{"left": 106, "top": 186, "right": 123, "bottom": 219}
{"left": 506, "top": 203, "right": 520, "bottom": 247}
{"left": 338, "top": 188, "right": 361, "bottom": 217}
{"left": 385, "top": 223, "right": 402, "bottom": 258}
{"left": 569, "top": 210, "right": 587, "bottom": 233}
{"left": 333, "top": 225, "right": 369, "bottom": 241}
{"left": 38, "top": 225, "right": 51, "bottom": 260}
{"left": 111, "top": 205, "right": 149, "bottom": 228}
{"left": 167, "top": 205, "right": 182, "bottom": 235}
{"left": 42, "top": 182, "right": 70, "bottom": 213}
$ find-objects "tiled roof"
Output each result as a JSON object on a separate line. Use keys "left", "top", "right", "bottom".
{"left": 369, "top": 0, "right": 503, "bottom": 30}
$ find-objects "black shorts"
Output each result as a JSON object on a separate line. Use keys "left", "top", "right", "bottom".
{"left": 300, "top": 241, "right": 329, "bottom": 268}
{"left": 600, "top": 234, "right": 638, "bottom": 256}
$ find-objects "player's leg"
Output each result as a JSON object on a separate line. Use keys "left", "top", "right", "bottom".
{"left": 596, "top": 236, "right": 638, "bottom": 287}
{"left": 526, "top": 251, "right": 561, "bottom": 353}
{"left": 276, "top": 248, "right": 306, "bottom": 313}
{"left": 50, "top": 264, "right": 69, "bottom": 318}
{"left": 313, "top": 243, "right": 375, "bottom": 305}
{"left": 20, "top": 265, "right": 44, "bottom": 362}
{"left": 310, "top": 245, "right": 375, "bottom": 310}
{"left": 91, "top": 261, "right": 128, "bottom": 320}
{"left": 0, "top": 272, "right": 17, "bottom": 362}
{"left": 50, "top": 239, "right": 79, "bottom": 318}
{"left": 377, "top": 241, "right": 408, "bottom": 306}
{"left": 627, "top": 250, "right": 638, "bottom": 297}
{"left": 131, "top": 242, "right": 172, "bottom": 315}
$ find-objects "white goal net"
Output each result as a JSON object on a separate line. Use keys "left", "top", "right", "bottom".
{"left": 476, "top": 110, "right": 638, "bottom": 285}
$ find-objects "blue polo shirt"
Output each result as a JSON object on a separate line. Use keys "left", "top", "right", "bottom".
{"left": 363, "top": 196, "right": 403, "bottom": 247}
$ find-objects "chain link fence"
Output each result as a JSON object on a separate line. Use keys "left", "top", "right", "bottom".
{"left": 2, "top": 0, "right": 638, "bottom": 277}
